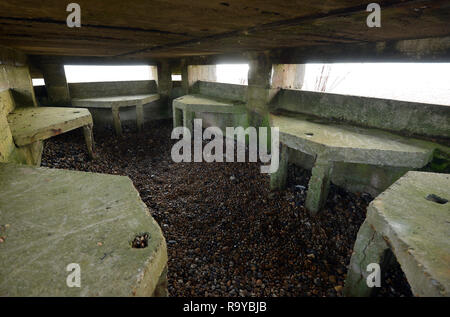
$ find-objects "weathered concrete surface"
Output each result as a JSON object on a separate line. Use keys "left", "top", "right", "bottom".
{"left": 3, "top": 1, "right": 449, "bottom": 62}
{"left": 0, "top": 91, "right": 43, "bottom": 165}
{"left": 270, "top": 112, "right": 440, "bottom": 168}
{"left": 275, "top": 89, "right": 450, "bottom": 139}
{"left": 188, "top": 66, "right": 217, "bottom": 94}
{"left": 173, "top": 94, "right": 247, "bottom": 133}
{"left": 305, "top": 157, "right": 333, "bottom": 215}
{"left": 0, "top": 163, "right": 168, "bottom": 297}
{"left": 39, "top": 62, "right": 71, "bottom": 106}
{"left": 288, "top": 149, "right": 411, "bottom": 197}
{"left": 270, "top": 144, "right": 289, "bottom": 190}
{"left": 7, "top": 106, "right": 94, "bottom": 160}
{"left": 61, "top": 80, "right": 168, "bottom": 131}
{"left": 72, "top": 94, "right": 159, "bottom": 135}
{"left": 197, "top": 81, "right": 247, "bottom": 102}
{"left": 69, "top": 80, "right": 158, "bottom": 99}
{"left": 0, "top": 47, "right": 37, "bottom": 108}
{"left": 271, "top": 64, "right": 305, "bottom": 90}
{"left": 345, "top": 171, "right": 450, "bottom": 297}
{"left": 157, "top": 60, "right": 173, "bottom": 110}
{"left": 344, "top": 221, "right": 390, "bottom": 297}
{"left": 0, "top": 47, "right": 44, "bottom": 165}
{"left": 270, "top": 111, "right": 445, "bottom": 213}
{"left": 173, "top": 94, "right": 245, "bottom": 114}
{"left": 72, "top": 94, "right": 160, "bottom": 109}
{"left": 7, "top": 107, "right": 92, "bottom": 146}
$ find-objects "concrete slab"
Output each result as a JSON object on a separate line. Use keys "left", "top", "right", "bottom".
{"left": 269, "top": 111, "right": 445, "bottom": 214}
{"left": 7, "top": 107, "right": 92, "bottom": 146}
{"left": 0, "top": 163, "right": 167, "bottom": 296}
{"left": 173, "top": 94, "right": 246, "bottom": 114}
{"left": 270, "top": 112, "right": 439, "bottom": 168}
{"left": 71, "top": 94, "right": 160, "bottom": 109}
{"left": 345, "top": 171, "right": 450, "bottom": 297}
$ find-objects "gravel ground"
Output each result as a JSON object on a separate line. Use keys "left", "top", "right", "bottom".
{"left": 41, "top": 119, "right": 412, "bottom": 297}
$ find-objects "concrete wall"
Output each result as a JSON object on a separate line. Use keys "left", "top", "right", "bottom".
{"left": 198, "top": 81, "right": 247, "bottom": 102}
{"left": 0, "top": 48, "right": 37, "bottom": 108}
{"left": 275, "top": 89, "right": 450, "bottom": 139}
{"left": 68, "top": 80, "right": 158, "bottom": 99}
{"left": 1, "top": 46, "right": 42, "bottom": 165}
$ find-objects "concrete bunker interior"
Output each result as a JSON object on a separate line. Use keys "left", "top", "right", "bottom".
{"left": 0, "top": 1, "right": 449, "bottom": 297}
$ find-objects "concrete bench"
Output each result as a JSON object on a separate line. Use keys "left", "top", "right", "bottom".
{"left": 0, "top": 163, "right": 168, "bottom": 296}
{"left": 344, "top": 171, "right": 449, "bottom": 297}
{"left": 172, "top": 94, "right": 246, "bottom": 133}
{"left": 7, "top": 106, "right": 94, "bottom": 160}
{"left": 72, "top": 94, "right": 159, "bottom": 136}
{"left": 269, "top": 111, "right": 444, "bottom": 214}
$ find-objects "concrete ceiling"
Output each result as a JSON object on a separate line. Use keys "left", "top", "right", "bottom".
{"left": 0, "top": 0, "right": 449, "bottom": 61}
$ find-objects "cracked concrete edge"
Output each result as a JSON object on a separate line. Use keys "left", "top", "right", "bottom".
{"left": 367, "top": 198, "right": 449, "bottom": 297}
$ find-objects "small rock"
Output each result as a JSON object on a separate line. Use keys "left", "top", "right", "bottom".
{"left": 329, "top": 275, "right": 337, "bottom": 284}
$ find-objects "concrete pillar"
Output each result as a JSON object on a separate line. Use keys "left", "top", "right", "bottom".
{"left": 82, "top": 123, "right": 95, "bottom": 159}
{"left": 111, "top": 106, "right": 122, "bottom": 136}
{"left": 246, "top": 53, "right": 278, "bottom": 155}
{"left": 272, "top": 64, "right": 305, "bottom": 90}
{"left": 270, "top": 144, "right": 289, "bottom": 190}
{"left": 182, "top": 109, "right": 195, "bottom": 135}
{"left": 40, "top": 63, "right": 71, "bottom": 106}
{"left": 180, "top": 59, "right": 189, "bottom": 95}
{"left": 305, "top": 156, "right": 334, "bottom": 215}
{"left": 173, "top": 107, "right": 183, "bottom": 129}
{"left": 247, "top": 53, "right": 272, "bottom": 115}
{"left": 157, "top": 60, "right": 173, "bottom": 105}
{"left": 344, "top": 220, "right": 391, "bottom": 297}
{"left": 136, "top": 103, "right": 144, "bottom": 131}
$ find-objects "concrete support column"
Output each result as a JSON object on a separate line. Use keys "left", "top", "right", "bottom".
{"left": 270, "top": 144, "right": 289, "bottom": 190}
{"left": 82, "top": 123, "right": 95, "bottom": 159}
{"left": 157, "top": 60, "right": 173, "bottom": 108}
{"left": 344, "top": 220, "right": 390, "bottom": 297}
{"left": 173, "top": 106, "right": 183, "bottom": 129}
{"left": 272, "top": 64, "right": 305, "bottom": 90}
{"left": 180, "top": 59, "right": 189, "bottom": 95}
{"left": 305, "top": 157, "right": 334, "bottom": 214}
{"left": 182, "top": 109, "right": 194, "bottom": 135}
{"left": 40, "top": 63, "right": 71, "bottom": 106}
{"left": 111, "top": 106, "right": 122, "bottom": 136}
{"left": 247, "top": 53, "right": 273, "bottom": 116}
{"left": 136, "top": 103, "right": 144, "bottom": 131}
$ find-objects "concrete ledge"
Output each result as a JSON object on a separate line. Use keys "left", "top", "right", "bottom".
{"left": 7, "top": 107, "right": 92, "bottom": 146}
{"left": 173, "top": 94, "right": 246, "bottom": 114}
{"left": 0, "top": 163, "right": 167, "bottom": 296}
